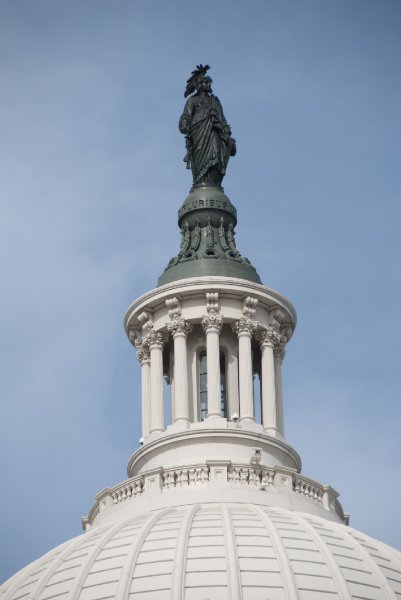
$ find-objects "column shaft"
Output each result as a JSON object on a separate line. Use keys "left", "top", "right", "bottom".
{"left": 141, "top": 359, "right": 151, "bottom": 437}
{"left": 150, "top": 341, "right": 164, "bottom": 433}
{"left": 173, "top": 332, "right": 189, "bottom": 422}
{"left": 227, "top": 352, "right": 239, "bottom": 419}
{"left": 274, "top": 353, "right": 284, "bottom": 436}
{"left": 261, "top": 342, "right": 277, "bottom": 433}
{"left": 206, "top": 328, "right": 221, "bottom": 417}
{"left": 238, "top": 332, "right": 254, "bottom": 420}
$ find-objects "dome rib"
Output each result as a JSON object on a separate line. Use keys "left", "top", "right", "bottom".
{"left": 295, "top": 513, "right": 353, "bottom": 599}
{"left": 2, "top": 537, "right": 77, "bottom": 600}
{"left": 169, "top": 504, "right": 199, "bottom": 600}
{"left": 3, "top": 504, "right": 401, "bottom": 599}
{"left": 220, "top": 505, "right": 241, "bottom": 600}
{"left": 65, "top": 519, "right": 134, "bottom": 600}
{"left": 340, "top": 527, "right": 397, "bottom": 599}
{"left": 115, "top": 509, "right": 173, "bottom": 600}
{"left": 31, "top": 534, "right": 94, "bottom": 600}
{"left": 252, "top": 505, "right": 299, "bottom": 599}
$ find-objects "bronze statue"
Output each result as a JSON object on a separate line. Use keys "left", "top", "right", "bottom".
{"left": 179, "top": 65, "right": 236, "bottom": 188}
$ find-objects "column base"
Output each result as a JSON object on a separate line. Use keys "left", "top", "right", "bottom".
{"left": 239, "top": 419, "right": 263, "bottom": 434}
{"left": 148, "top": 429, "right": 165, "bottom": 442}
{"left": 167, "top": 420, "right": 190, "bottom": 433}
{"left": 264, "top": 426, "right": 283, "bottom": 440}
{"left": 205, "top": 413, "right": 226, "bottom": 424}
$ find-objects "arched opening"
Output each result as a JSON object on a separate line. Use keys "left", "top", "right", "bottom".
{"left": 199, "top": 350, "right": 227, "bottom": 421}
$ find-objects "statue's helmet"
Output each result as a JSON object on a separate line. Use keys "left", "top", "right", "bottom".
{"left": 184, "top": 64, "right": 211, "bottom": 97}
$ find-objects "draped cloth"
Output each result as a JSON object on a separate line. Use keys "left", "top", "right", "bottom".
{"left": 179, "top": 94, "right": 236, "bottom": 186}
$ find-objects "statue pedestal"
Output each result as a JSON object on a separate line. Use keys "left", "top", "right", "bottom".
{"left": 158, "top": 186, "right": 261, "bottom": 286}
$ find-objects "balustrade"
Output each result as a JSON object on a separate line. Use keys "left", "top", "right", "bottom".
{"left": 163, "top": 465, "right": 210, "bottom": 488}
{"left": 293, "top": 475, "right": 323, "bottom": 503}
{"left": 86, "top": 465, "right": 345, "bottom": 528}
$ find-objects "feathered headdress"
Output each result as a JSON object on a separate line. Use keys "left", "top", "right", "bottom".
{"left": 184, "top": 64, "right": 211, "bottom": 98}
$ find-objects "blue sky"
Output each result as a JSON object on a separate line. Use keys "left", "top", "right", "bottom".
{"left": 1, "top": 0, "right": 400, "bottom": 583}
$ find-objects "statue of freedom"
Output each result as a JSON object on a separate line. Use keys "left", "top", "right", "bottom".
{"left": 179, "top": 65, "right": 236, "bottom": 188}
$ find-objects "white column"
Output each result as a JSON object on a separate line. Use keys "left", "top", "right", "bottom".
{"left": 201, "top": 314, "right": 223, "bottom": 418}
{"left": 259, "top": 331, "right": 278, "bottom": 434}
{"left": 148, "top": 330, "right": 165, "bottom": 433}
{"left": 274, "top": 345, "right": 285, "bottom": 437}
{"left": 169, "top": 349, "right": 175, "bottom": 422}
{"left": 233, "top": 318, "right": 256, "bottom": 421}
{"left": 227, "top": 349, "right": 239, "bottom": 419}
{"left": 136, "top": 344, "right": 151, "bottom": 437}
{"left": 260, "top": 336, "right": 277, "bottom": 435}
{"left": 168, "top": 319, "right": 192, "bottom": 423}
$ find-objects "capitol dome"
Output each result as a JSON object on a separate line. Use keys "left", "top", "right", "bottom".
{"left": 3, "top": 504, "right": 401, "bottom": 600}
{"left": 2, "top": 65, "right": 400, "bottom": 599}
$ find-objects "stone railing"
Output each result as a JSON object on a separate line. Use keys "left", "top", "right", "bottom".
{"left": 86, "top": 475, "right": 144, "bottom": 525}
{"left": 163, "top": 465, "right": 210, "bottom": 488}
{"left": 84, "top": 463, "right": 346, "bottom": 529}
{"left": 293, "top": 474, "right": 323, "bottom": 503}
{"left": 111, "top": 477, "right": 143, "bottom": 503}
{"left": 228, "top": 465, "right": 275, "bottom": 488}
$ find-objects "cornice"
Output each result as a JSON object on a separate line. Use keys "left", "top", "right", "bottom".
{"left": 124, "top": 276, "right": 297, "bottom": 332}
{"left": 126, "top": 427, "right": 302, "bottom": 477}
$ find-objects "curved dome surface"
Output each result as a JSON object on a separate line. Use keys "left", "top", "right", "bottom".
{"left": 2, "top": 504, "right": 401, "bottom": 600}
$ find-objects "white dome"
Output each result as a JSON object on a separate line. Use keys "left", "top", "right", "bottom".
{"left": 2, "top": 504, "right": 401, "bottom": 600}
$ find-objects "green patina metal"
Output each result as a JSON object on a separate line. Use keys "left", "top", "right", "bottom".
{"left": 157, "top": 66, "right": 261, "bottom": 287}
{"left": 158, "top": 186, "right": 261, "bottom": 286}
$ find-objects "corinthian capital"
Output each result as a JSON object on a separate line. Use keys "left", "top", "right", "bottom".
{"left": 232, "top": 317, "right": 257, "bottom": 337}
{"left": 146, "top": 329, "right": 167, "bottom": 350}
{"left": 274, "top": 342, "right": 286, "bottom": 362}
{"left": 167, "top": 317, "right": 192, "bottom": 338}
{"left": 256, "top": 327, "right": 281, "bottom": 348}
{"left": 136, "top": 343, "right": 150, "bottom": 365}
{"left": 201, "top": 314, "right": 223, "bottom": 334}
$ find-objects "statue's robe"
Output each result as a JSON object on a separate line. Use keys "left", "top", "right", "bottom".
{"left": 179, "top": 93, "right": 233, "bottom": 185}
